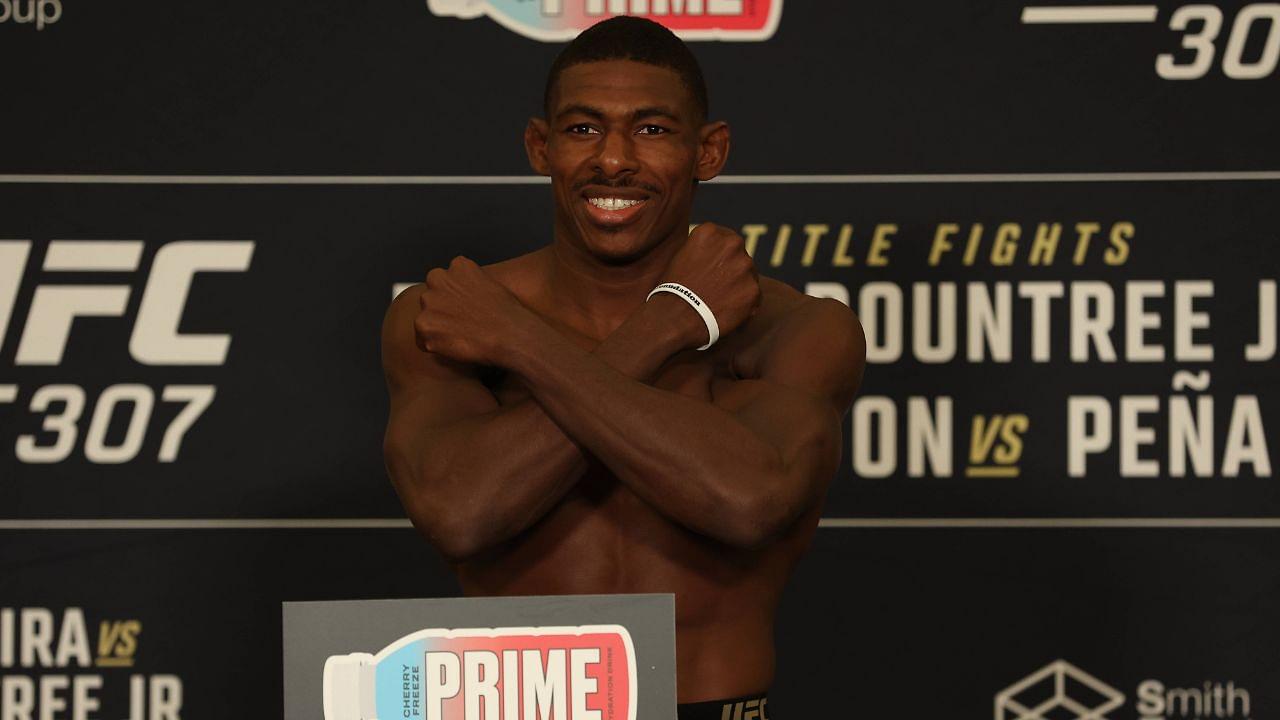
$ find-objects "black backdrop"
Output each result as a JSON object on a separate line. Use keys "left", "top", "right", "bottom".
{"left": 1, "top": 1, "right": 1277, "bottom": 717}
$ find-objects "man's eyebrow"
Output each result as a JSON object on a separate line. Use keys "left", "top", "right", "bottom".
{"left": 632, "top": 106, "right": 682, "bottom": 123}
{"left": 556, "top": 104, "right": 606, "bottom": 121}
{"left": 555, "top": 104, "right": 682, "bottom": 123}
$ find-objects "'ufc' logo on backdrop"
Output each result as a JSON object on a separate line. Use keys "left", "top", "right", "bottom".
{"left": 0, "top": 240, "right": 255, "bottom": 366}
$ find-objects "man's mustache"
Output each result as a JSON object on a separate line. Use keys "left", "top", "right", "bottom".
{"left": 571, "top": 176, "right": 661, "bottom": 195}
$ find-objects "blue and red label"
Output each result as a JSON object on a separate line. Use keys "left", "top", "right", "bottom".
{"left": 426, "top": 0, "right": 783, "bottom": 42}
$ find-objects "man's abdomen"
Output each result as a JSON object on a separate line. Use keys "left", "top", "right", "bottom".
{"left": 456, "top": 481, "right": 785, "bottom": 701}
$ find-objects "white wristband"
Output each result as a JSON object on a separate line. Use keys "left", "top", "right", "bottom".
{"left": 646, "top": 282, "right": 720, "bottom": 351}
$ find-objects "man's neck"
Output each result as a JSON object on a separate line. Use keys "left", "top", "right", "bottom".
{"left": 545, "top": 225, "right": 688, "bottom": 339}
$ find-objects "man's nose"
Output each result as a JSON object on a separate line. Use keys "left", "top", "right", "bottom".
{"left": 593, "top": 130, "right": 639, "bottom": 177}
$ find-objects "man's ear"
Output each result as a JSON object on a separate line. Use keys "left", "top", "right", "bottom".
{"left": 694, "top": 121, "right": 731, "bottom": 182}
{"left": 525, "top": 117, "right": 551, "bottom": 176}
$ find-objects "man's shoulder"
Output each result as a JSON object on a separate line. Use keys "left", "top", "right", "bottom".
{"left": 758, "top": 275, "right": 808, "bottom": 316}
{"left": 750, "top": 277, "right": 861, "bottom": 348}
{"left": 477, "top": 248, "right": 548, "bottom": 300}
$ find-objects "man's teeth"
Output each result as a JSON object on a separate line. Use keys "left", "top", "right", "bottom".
{"left": 588, "top": 197, "right": 644, "bottom": 211}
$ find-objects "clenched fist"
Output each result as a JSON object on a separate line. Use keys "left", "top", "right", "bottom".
{"left": 660, "top": 223, "right": 762, "bottom": 348}
{"left": 415, "top": 256, "right": 533, "bottom": 366}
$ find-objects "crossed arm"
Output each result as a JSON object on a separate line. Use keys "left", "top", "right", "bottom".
{"left": 381, "top": 283, "right": 865, "bottom": 561}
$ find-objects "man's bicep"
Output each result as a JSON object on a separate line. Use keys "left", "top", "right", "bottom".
{"left": 756, "top": 297, "right": 867, "bottom": 416}
{"left": 381, "top": 284, "right": 508, "bottom": 554}
{"left": 381, "top": 284, "right": 499, "bottom": 441}
{"left": 712, "top": 378, "right": 843, "bottom": 540}
{"left": 728, "top": 381, "right": 843, "bottom": 486}
{"left": 719, "top": 298, "right": 864, "bottom": 506}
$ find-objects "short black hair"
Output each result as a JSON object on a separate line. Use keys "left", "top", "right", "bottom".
{"left": 543, "top": 16, "right": 709, "bottom": 121}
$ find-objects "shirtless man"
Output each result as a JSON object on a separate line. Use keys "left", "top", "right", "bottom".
{"left": 381, "top": 16, "right": 865, "bottom": 718}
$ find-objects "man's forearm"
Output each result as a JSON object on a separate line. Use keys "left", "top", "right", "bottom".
{"left": 506, "top": 307, "right": 789, "bottom": 546}
{"left": 413, "top": 295, "right": 695, "bottom": 558}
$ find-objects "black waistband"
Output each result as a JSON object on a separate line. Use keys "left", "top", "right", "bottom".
{"left": 677, "top": 694, "right": 770, "bottom": 720}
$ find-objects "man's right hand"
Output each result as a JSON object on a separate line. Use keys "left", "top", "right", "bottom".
{"left": 661, "top": 223, "right": 762, "bottom": 347}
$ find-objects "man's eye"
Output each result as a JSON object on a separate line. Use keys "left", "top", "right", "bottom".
{"left": 637, "top": 125, "right": 669, "bottom": 135}
{"left": 568, "top": 124, "right": 599, "bottom": 135}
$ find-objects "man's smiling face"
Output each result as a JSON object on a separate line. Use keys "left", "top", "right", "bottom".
{"left": 527, "top": 59, "right": 726, "bottom": 264}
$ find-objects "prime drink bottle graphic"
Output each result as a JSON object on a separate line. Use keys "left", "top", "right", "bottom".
{"left": 323, "top": 625, "right": 637, "bottom": 720}
{"left": 425, "top": 0, "right": 784, "bottom": 42}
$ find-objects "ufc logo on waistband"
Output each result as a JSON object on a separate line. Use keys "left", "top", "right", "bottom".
{"left": 721, "top": 697, "right": 768, "bottom": 720}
